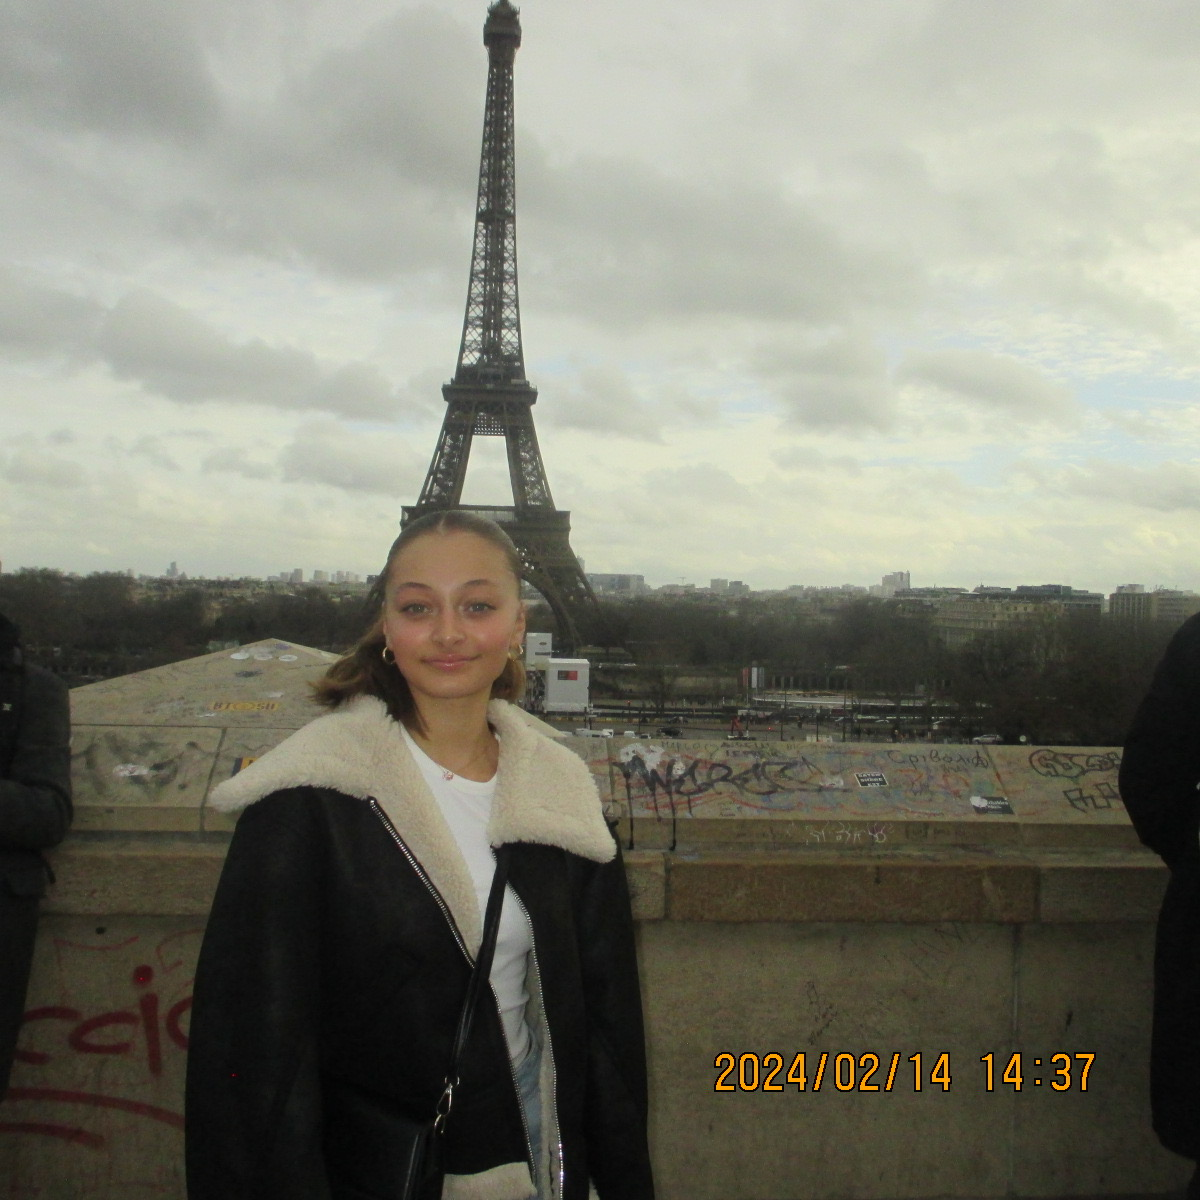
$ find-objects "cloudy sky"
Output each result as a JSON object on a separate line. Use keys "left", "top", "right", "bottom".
{"left": 3, "top": 0, "right": 1200, "bottom": 593}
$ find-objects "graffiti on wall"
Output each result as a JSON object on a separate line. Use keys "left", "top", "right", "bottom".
{"left": 614, "top": 743, "right": 997, "bottom": 821}
{"left": 602, "top": 740, "right": 1131, "bottom": 841}
{"left": 615, "top": 747, "right": 834, "bottom": 818}
{"left": 1028, "top": 748, "right": 1122, "bottom": 814}
{"left": 0, "top": 921, "right": 199, "bottom": 1194}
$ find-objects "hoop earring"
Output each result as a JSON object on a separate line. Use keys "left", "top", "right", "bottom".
{"left": 381, "top": 645, "right": 396, "bottom": 666}
{"left": 509, "top": 646, "right": 523, "bottom": 663}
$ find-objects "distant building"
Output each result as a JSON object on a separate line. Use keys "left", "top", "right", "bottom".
{"left": 873, "top": 570, "right": 911, "bottom": 597}
{"left": 1109, "top": 587, "right": 1152, "bottom": 622}
{"left": 289, "top": 569, "right": 303, "bottom": 584}
{"left": 1011, "top": 584, "right": 1103, "bottom": 613}
{"left": 312, "top": 570, "right": 329, "bottom": 584}
{"left": 921, "top": 584, "right": 1102, "bottom": 649}
{"left": 895, "top": 587, "right": 968, "bottom": 603}
{"left": 727, "top": 581, "right": 751, "bottom": 597}
{"left": 1153, "top": 591, "right": 1200, "bottom": 625}
{"left": 1110, "top": 587, "right": 1200, "bottom": 625}
{"left": 710, "top": 578, "right": 729, "bottom": 594}
{"left": 587, "top": 573, "right": 648, "bottom": 596}
{"left": 931, "top": 595, "right": 1043, "bottom": 650}
{"left": 165, "top": 561, "right": 180, "bottom": 579}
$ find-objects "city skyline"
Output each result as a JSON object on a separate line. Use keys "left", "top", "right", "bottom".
{"left": 15, "top": 557, "right": 1194, "bottom": 605}
{"left": 4, "top": 2, "right": 1200, "bottom": 593}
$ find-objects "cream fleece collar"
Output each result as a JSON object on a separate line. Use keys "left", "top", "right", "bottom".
{"left": 207, "top": 696, "right": 614, "bottom": 954}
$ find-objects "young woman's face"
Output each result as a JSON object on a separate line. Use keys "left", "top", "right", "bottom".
{"left": 382, "top": 530, "right": 525, "bottom": 711}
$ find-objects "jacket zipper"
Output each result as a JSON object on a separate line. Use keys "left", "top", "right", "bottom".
{"left": 507, "top": 879, "right": 562, "bottom": 1200}
{"left": 369, "top": 799, "right": 470, "bottom": 961}
{"left": 368, "top": 802, "right": 541, "bottom": 1188}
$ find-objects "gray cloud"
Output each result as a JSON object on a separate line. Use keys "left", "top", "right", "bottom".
{"left": 0, "top": 268, "right": 102, "bottom": 359}
{"left": 0, "top": 4, "right": 483, "bottom": 285}
{"left": 897, "top": 349, "right": 1077, "bottom": 421}
{"left": 724, "top": 2, "right": 1200, "bottom": 344}
{"left": 279, "top": 419, "right": 424, "bottom": 496}
{"left": 277, "top": 8, "right": 478, "bottom": 190}
{"left": 1, "top": 447, "right": 87, "bottom": 489}
{"left": 305, "top": 362, "right": 400, "bottom": 421}
{"left": 0, "top": 0, "right": 222, "bottom": 142}
{"left": 544, "top": 365, "right": 662, "bottom": 441}
{"left": 1061, "top": 459, "right": 1200, "bottom": 513}
{"left": 0, "top": 272, "right": 404, "bottom": 420}
{"left": 658, "top": 463, "right": 756, "bottom": 508}
{"left": 202, "top": 447, "right": 275, "bottom": 480}
{"left": 393, "top": 367, "right": 452, "bottom": 425}
{"left": 524, "top": 154, "right": 919, "bottom": 330}
{"left": 770, "top": 446, "right": 863, "bottom": 477}
{"left": 756, "top": 331, "right": 897, "bottom": 432}
{"left": 160, "top": 8, "right": 480, "bottom": 281}
{"left": 126, "top": 435, "right": 180, "bottom": 472}
{"left": 94, "top": 289, "right": 398, "bottom": 418}
{"left": 1010, "top": 266, "right": 1183, "bottom": 344}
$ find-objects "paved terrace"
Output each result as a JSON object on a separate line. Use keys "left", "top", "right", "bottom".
{"left": 0, "top": 640, "right": 1187, "bottom": 1199}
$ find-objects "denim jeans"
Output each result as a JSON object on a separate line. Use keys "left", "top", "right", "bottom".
{"left": 514, "top": 1044, "right": 544, "bottom": 1199}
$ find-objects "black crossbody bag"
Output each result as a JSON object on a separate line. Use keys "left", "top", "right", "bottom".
{"left": 325, "top": 846, "right": 513, "bottom": 1200}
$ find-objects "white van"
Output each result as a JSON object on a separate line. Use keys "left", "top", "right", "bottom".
{"left": 574, "top": 728, "right": 615, "bottom": 738}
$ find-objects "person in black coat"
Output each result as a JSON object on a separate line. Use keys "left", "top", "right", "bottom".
{"left": 185, "top": 512, "right": 654, "bottom": 1200}
{"left": 0, "top": 613, "right": 73, "bottom": 1099}
{"left": 1119, "top": 611, "right": 1200, "bottom": 1195}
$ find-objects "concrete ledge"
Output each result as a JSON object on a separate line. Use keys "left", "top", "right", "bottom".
{"left": 43, "top": 841, "right": 227, "bottom": 916}
{"left": 39, "top": 838, "right": 1168, "bottom": 925}
{"left": 626, "top": 815, "right": 1145, "bottom": 853}
{"left": 658, "top": 847, "right": 1167, "bottom": 924}
{"left": 625, "top": 850, "right": 666, "bottom": 920}
{"left": 666, "top": 853, "right": 1040, "bottom": 922}
{"left": 1039, "top": 858, "right": 1168, "bottom": 923}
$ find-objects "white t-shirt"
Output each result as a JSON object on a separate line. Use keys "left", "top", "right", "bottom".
{"left": 400, "top": 725, "right": 532, "bottom": 1065}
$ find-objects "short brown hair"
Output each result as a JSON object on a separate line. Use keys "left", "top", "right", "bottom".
{"left": 312, "top": 511, "right": 526, "bottom": 726}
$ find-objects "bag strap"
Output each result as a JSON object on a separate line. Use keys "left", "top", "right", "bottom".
{"left": 436, "top": 843, "right": 512, "bottom": 1129}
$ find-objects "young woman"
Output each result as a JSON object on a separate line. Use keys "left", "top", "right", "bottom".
{"left": 185, "top": 511, "right": 654, "bottom": 1200}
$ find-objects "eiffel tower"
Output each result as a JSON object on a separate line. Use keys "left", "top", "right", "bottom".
{"left": 402, "top": 0, "right": 595, "bottom": 651}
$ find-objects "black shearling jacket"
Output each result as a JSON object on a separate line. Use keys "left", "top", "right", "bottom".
{"left": 184, "top": 697, "right": 654, "bottom": 1200}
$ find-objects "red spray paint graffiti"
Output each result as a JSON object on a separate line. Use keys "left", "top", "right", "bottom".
{"left": 0, "top": 928, "right": 198, "bottom": 1163}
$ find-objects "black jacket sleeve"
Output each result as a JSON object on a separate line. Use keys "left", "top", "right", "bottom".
{"left": 185, "top": 790, "right": 331, "bottom": 1200}
{"left": 572, "top": 834, "right": 655, "bottom": 1200}
{"left": 1120, "top": 614, "right": 1200, "bottom": 867}
{"left": 0, "top": 665, "right": 72, "bottom": 856}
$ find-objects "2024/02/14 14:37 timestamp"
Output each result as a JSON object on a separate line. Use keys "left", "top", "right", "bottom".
{"left": 713, "top": 1052, "right": 1095, "bottom": 1092}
